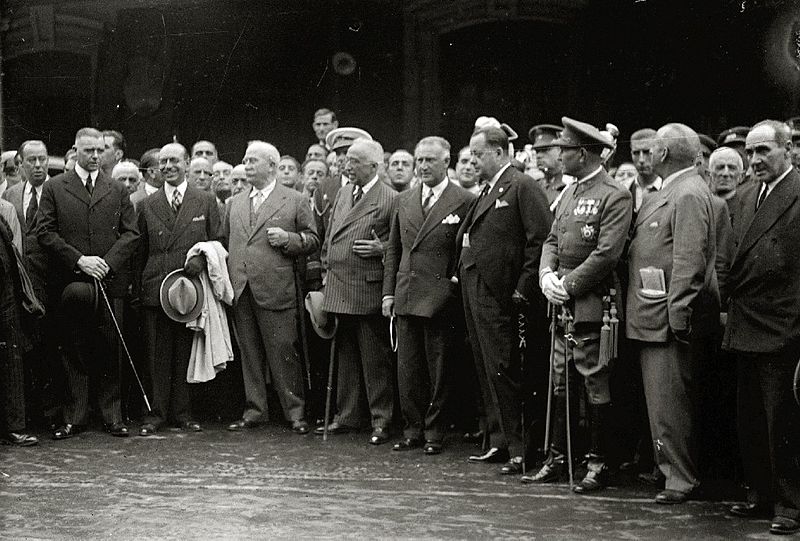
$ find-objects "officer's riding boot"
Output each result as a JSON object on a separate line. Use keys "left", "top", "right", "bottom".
{"left": 574, "top": 403, "right": 610, "bottom": 494}
{"left": 521, "top": 396, "right": 567, "bottom": 484}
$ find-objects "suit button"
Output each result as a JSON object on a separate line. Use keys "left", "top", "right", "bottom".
{"left": 435, "top": 273, "right": 441, "bottom": 280}
{"left": 411, "top": 271, "right": 416, "bottom": 276}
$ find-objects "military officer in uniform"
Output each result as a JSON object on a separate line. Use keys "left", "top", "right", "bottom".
{"left": 529, "top": 124, "right": 572, "bottom": 212}
{"left": 523, "top": 118, "right": 632, "bottom": 493}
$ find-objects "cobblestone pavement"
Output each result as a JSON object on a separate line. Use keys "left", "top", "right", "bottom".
{"left": 0, "top": 424, "right": 771, "bottom": 540}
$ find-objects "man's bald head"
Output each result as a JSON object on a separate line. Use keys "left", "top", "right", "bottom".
{"left": 188, "top": 157, "right": 213, "bottom": 191}
{"left": 653, "top": 123, "right": 701, "bottom": 173}
{"left": 159, "top": 143, "right": 190, "bottom": 187}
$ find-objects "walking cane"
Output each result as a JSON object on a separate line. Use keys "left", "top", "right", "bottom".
{"left": 562, "top": 307, "right": 575, "bottom": 489}
{"left": 323, "top": 331, "right": 337, "bottom": 441}
{"left": 518, "top": 312, "right": 527, "bottom": 475}
{"left": 95, "top": 278, "right": 152, "bottom": 413}
{"left": 292, "top": 259, "right": 312, "bottom": 390}
{"left": 544, "top": 303, "right": 558, "bottom": 452}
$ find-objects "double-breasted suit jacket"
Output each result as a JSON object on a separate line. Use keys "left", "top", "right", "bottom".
{"left": 454, "top": 164, "right": 551, "bottom": 455}
{"left": 321, "top": 178, "right": 397, "bottom": 429}
{"left": 137, "top": 184, "right": 222, "bottom": 307}
{"left": 322, "top": 179, "right": 397, "bottom": 315}
{"left": 383, "top": 181, "right": 475, "bottom": 318}
{"left": 382, "top": 180, "right": 474, "bottom": 442}
{"left": 3, "top": 181, "right": 49, "bottom": 301}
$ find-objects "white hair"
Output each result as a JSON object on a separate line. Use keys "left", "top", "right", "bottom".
{"left": 111, "top": 160, "right": 141, "bottom": 179}
{"left": 708, "top": 146, "right": 743, "bottom": 171}
{"left": 246, "top": 141, "right": 280, "bottom": 165}
{"left": 351, "top": 138, "right": 384, "bottom": 164}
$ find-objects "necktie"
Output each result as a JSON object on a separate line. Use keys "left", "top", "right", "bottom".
{"left": 353, "top": 185, "right": 363, "bottom": 205}
{"left": 756, "top": 184, "right": 769, "bottom": 210}
{"left": 252, "top": 191, "right": 264, "bottom": 213}
{"left": 172, "top": 189, "right": 182, "bottom": 213}
{"left": 479, "top": 183, "right": 490, "bottom": 198}
{"left": 422, "top": 189, "right": 434, "bottom": 217}
{"left": 85, "top": 175, "right": 93, "bottom": 195}
{"left": 26, "top": 186, "right": 38, "bottom": 228}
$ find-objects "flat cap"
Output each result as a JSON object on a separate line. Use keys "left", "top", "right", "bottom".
{"left": 552, "top": 117, "right": 614, "bottom": 153}
{"left": 717, "top": 126, "right": 750, "bottom": 147}
{"left": 698, "top": 134, "right": 717, "bottom": 153}
{"left": 1, "top": 151, "right": 18, "bottom": 168}
{"left": 325, "top": 127, "right": 373, "bottom": 152}
{"left": 528, "top": 124, "right": 563, "bottom": 150}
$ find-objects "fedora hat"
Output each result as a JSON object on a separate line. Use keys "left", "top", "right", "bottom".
{"left": 160, "top": 269, "right": 204, "bottom": 323}
{"left": 61, "top": 280, "right": 98, "bottom": 315}
{"left": 304, "top": 291, "right": 337, "bottom": 339}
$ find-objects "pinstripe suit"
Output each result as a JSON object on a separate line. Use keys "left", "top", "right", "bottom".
{"left": 322, "top": 178, "right": 397, "bottom": 428}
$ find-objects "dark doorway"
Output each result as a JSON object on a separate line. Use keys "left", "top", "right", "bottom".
{"left": 439, "top": 21, "right": 578, "bottom": 150}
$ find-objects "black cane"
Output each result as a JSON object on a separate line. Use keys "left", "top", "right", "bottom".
{"left": 292, "top": 259, "right": 312, "bottom": 390}
{"left": 95, "top": 278, "right": 152, "bottom": 413}
{"left": 518, "top": 312, "right": 528, "bottom": 475}
{"left": 544, "top": 304, "right": 558, "bottom": 451}
{"left": 323, "top": 332, "right": 337, "bottom": 441}
{"left": 562, "top": 307, "right": 575, "bottom": 489}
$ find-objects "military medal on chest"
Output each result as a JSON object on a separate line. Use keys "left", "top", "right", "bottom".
{"left": 581, "top": 223, "right": 597, "bottom": 241}
{"left": 573, "top": 197, "right": 599, "bottom": 217}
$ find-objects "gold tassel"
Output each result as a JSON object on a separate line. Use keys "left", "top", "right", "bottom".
{"left": 599, "top": 308, "right": 611, "bottom": 366}
{"left": 609, "top": 301, "right": 619, "bottom": 360}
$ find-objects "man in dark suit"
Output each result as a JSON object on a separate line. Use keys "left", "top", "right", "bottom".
{"left": 625, "top": 123, "right": 718, "bottom": 504}
{"left": 722, "top": 120, "right": 800, "bottom": 536}
{"left": 382, "top": 136, "right": 475, "bottom": 454}
{"left": 136, "top": 142, "right": 222, "bottom": 436}
{"left": 37, "top": 127, "right": 140, "bottom": 439}
{"left": 315, "top": 138, "right": 397, "bottom": 445}
{"left": 225, "top": 141, "right": 318, "bottom": 434}
{"left": 454, "top": 126, "right": 551, "bottom": 474}
{"left": 130, "top": 148, "right": 163, "bottom": 214}
{"left": 525, "top": 118, "right": 632, "bottom": 492}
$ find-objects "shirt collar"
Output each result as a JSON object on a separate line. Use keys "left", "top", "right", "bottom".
{"left": 487, "top": 162, "right": 511, "bottom": 190}
{"left": 360, "top": 175, "right": 379, "bottom": 195}
{"left": 660, "top": 166, "right": 695, "bottom": 189}
{"left": 74, "top": 163, "right": 98, "bottom": 181}
{"left": 766, "top": 166, "right": 793, "bottom": 189}
{"left": 144, "top": 183, "right": 159, "bottom": 195}
{"left": 423, "top": 176, "right": 449, "bottom": 200}
{"left": 164, "top": 180, "right": 187, "bottom": 200}
{"left": 249, "top": 179, "right": 276, "bottom": 198}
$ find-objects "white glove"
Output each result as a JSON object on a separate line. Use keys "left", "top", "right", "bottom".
{"left": 541, "top": 272, "right": 569, "bottom": 305}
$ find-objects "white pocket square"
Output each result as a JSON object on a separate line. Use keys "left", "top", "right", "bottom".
{"left": 495, "top": 199, "right": 510, "bottom": 209}
{"left": 648, "top": 221, "right": 658, "bottom": 228}
{"left": 192, "top": 215, "right": 206, "bottom": 222}
{"left": 442, "top": 214, "right": 461, "bottom": 224}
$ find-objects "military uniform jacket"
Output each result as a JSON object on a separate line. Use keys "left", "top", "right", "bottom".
{"left": 137, "top": 184, "right": 222, "bottom": 307}
{"left": 383, "top": 181, "right": 475, "bottom": 318}
{"left": 540, "top": 169, "right": 632, "bottom": 324}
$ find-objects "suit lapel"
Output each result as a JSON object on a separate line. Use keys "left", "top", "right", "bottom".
{"left": 470, "top": 167, "right": 514, "bottom": 228}
{"left": 333, "top": 181, "right": 381, "bottom": 238}
{"left": 736, "top": 171, "right": 800, "bottom": 258}
{"left": 167, "top": 185, "right": 203, "bottom": 249}
{"left": 9, "top": 183, "right": 25, "bottom": 231}
{"left": 62, "top": 170, "right": 91, "bottom": 206}
{"left": 151, "top": 188, "right": 175, "bottom": 228}
{"left": 405, "top": 184, "right": 425, "bottom": 232}
{"left": 89, "top": 173, "right": 111, "bottom": 208}
{"left": 235, "top": 188, "right": 253, "bottom": 237}
{"left": 412, "top": 182, "right": 460, "bottom": 250}
{"left": 251, "top": 184, "right": 287, "bottom": 239}
{"left": 635, "top": 170, "right": 692, "bottom": 226}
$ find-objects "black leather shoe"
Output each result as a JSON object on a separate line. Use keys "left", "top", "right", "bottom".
{"left": 52, "top": 424, "right": 77, "bottom": 440}
{"left": 139, "top": 423, "right": 157, "bottom": 437}
{"left": 573, "top": 462, "right": 607, "bottom": 494}
{"left": 638, "top": 467, "right": 666, "bottom": 487}
{"left": 105, "top": 422, "right": 130, "bottom": 437}
{"left": 468, "top": 447, "right": 510, "bottom": 464}
{"left": 2, "top": 432, "right": 39, "bottom": 446}
{"left": 181, "top": 421, "right": 202, "bottom": 432}
{"left": 393, "top": 438, "right": 422, "bottom": 451}
{"left": 500, "top": 456, "right": 524, "bottom": 475}
{"left": 227, "top": 418, "right": 260, "bottom": 431}
{"left": 462, "top": 430, "right": 485, "bottom": 443}
{"left": 728, "top": 502, "right": 772, "bottom": 518}
{"left": 369, "top": 427, "right": 389, "bottom": 445}
{"left": 291, "top": 420, "right": 310, "bottom": 434}
{"left": 423, "top": 441, "right": 443, "bottom": 455}
{"left": 655, "top": 489, "right": 690, "bottom": 505}
{"left": 770, "top": 516, "right": 800, "bottom": 535}
{"left": 314, "top": 422, "right": 355, "bottom": 436}
{"left": 521, "top": 455, "right": 565, "bottom": 484}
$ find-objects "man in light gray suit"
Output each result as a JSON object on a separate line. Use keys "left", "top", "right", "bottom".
{"left": 314, "top": 138, "right": 397, "bottom": 445}
{"left": 225, "top": 141, "right": 319, "bottom": 434}
{"left": 625, "top": 123, "right": 718, "bottom": 504}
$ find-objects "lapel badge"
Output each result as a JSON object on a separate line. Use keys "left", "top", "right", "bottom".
{"left": 499, "top": 187, "right": 504, "bottom": 193}
{"left": 581, "top": 223, "right": 597, "bottom": 241}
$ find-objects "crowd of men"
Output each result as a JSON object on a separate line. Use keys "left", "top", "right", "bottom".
{"left": 0, "top": 106, "right": 799, "bottom": 536}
